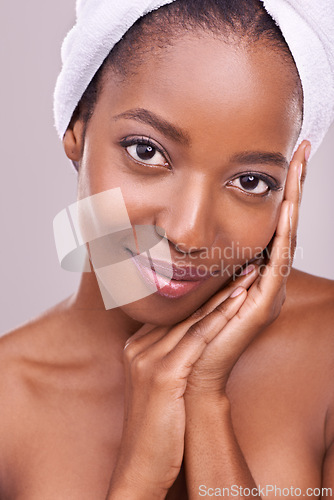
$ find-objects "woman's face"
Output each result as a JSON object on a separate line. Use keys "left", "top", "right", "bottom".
{"left": 69, "top": 32, "right": 302, "bottom": 325}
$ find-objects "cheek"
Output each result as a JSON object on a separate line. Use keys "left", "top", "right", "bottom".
{"left": 77, "top": 130, "right": 126, "bottom": 200}
{"left": 219, "top": 199, "right": 282, "bottom": 263}
{"left": 77, "top": 141, "right": 154, "bottom": 216}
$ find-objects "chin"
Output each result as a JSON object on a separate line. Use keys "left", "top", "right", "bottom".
{"left": 120, "top": 303, "right": 194, "bottom": 327}
{"left": 119, "top": 275, "right": 228, "bottom": 326}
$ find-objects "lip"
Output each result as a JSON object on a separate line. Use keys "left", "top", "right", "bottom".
{"left": 127, "top": 249, "right": 212, "bottom": 299}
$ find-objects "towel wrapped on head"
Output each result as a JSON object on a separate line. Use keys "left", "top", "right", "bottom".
{"left": 54, "top": 0, "right": 334, "bottom": 160}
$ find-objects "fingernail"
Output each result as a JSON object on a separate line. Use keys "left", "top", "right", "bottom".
{"left": 305, "top": 145, "right": 311, "bottom": 162}
{"left": 240, "top": 264, "right": 255, "bottom": 276}
{"left": 230, "top": 286, "right": 245, "bottom": 298}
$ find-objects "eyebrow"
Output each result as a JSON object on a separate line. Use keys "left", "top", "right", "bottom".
{"left": 113, "top": 108, "right": 191, "bottom": 145}
{"left": 114, "top": 108, "right": 289, "bottom": 169}
{"left": 230, "top": 151, "right": 289, "bottom": 170}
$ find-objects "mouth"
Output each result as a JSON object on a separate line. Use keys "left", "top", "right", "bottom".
{"left": 127, "top": 249, "right": 214, "bottom": 299}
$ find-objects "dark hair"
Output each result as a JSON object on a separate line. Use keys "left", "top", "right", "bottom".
{"left": 70, "top": 0, "right": 303, "bottom": 139}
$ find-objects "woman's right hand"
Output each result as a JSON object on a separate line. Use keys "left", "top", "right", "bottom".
{"left": 107, "top": 268, "right": 259, "bottom": 499}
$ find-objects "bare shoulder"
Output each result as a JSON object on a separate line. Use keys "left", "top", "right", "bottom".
{"left": 0, "top": 297, "right": 76, "bottom": 369}
{"left": 0, "top": 301, "right": 123, "bottom": 498}
{"left": 228, "top": 268, "right": 334, "bottom": 462}
{"left": 284, "top": 268, "right": 334, "bottom": 352}
{"left": 0, "top": 296, "right": 98, "bottom": 409}
{"left": 281, "top": 268, "right": 334, "bottom": 363}
{"left": 0, "top": 300, "right": 73, "bottom": 493}
{"left": 0, "top": 297, "right": 110, "bottom": 493}
{"left": 285, "top": 267, "right": 334, "bottom": 325}
{"left": 284, "top": 268, "right": 334, "bottom": 447}
{"left": 0, "top": 297, "right": 77, "bottom": 411}
{"left": 287, "top": 266, "right": 334, "bottom": 301}
{"left": 0, "top": 296, "right": 97, "bottom": 411}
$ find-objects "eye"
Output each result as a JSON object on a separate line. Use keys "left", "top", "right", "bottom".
{"left": 229, "top": 174, "right": 272, "bottom": 195}
{"left": 123, "top": 139, "right": 169, "bottom": 168}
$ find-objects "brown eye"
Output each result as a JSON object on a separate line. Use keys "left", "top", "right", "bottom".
{"left": 229, "top": 174, "right": 270, "bottom": 195}
{"left": 126, "top": 143, "right": 168, "bottom": 167}
{"left": 136, "top": 144, "right": 156, "bottom": 161}
{"left": 240, "top": 175, "right": 260, "bottom": 191}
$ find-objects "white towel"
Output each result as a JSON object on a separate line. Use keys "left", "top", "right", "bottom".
{"left": 54, "top": 0, "right": 334, "bottom": 160}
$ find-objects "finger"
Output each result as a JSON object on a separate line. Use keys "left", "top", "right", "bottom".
{"left": 300, "top": 142, "right": 310, "bottom": 191}
{"left": 124, "top": 323, "right": 159, "bottom": 346}
{"left": 144, "top": 266, "right": 259, "bottom": 356}
{"left": 124, "top": 324, "right": 170, "bottom": 357}
{"left": 254, "top": 141, "right": 310, "bottom": 300}
{"left": 186, "top": 265, "right": 259, "bottom": 324}
{"left": 200, "top": 283, "right": 260, "bottom": 359}
{"left": 124, "top": 266, "right": 259, "bottom": 358}
{"left": 255, "top": 199, "right": 291, "bottom": 302}
{"left": 284, "top": 141, "right": 309, "bottom": 251}
{"left": 291, "top": 142, "right": 309, "bottom": 261}
{"left": 285, "top": 141, "right": 309, "bottom": 218}
{"left": 161, "top": 288, "right": 248, "bottom": 377}
{"left": 286, "top": 140, "right": 309, "bottom": 204}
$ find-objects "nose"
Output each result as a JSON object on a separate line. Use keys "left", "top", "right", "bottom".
{"left": 155, "top": 174, "right": 218, "bottom": 254}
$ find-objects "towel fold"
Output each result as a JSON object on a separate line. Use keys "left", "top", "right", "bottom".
{"left": 54, "top": 0, "right": 334, "bottom": 160}
{"left": 260, "top": 0, "right": 334, "bottom": 158}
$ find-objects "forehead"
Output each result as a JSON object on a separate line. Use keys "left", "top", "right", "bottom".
{"left": 97, "top": 33, "right": 301, "bottom": 156}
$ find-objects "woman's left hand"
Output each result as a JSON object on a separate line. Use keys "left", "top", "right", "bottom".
{"left": 183, "top": 140, "right": 310, "bottom": 400}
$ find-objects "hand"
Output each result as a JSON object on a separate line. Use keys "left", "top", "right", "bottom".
{"left": 184, "top": 140, "right": 310, "bottom": 400}
{"left": 109, "top": 268, "right": 260, "bottom": 495}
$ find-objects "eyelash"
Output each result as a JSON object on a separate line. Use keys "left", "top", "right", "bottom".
{"left": 227, "top": 172, "right": 282, "bottom": 196}
{"left": 119, "top": 136, "right": 282, "bottom": 196}
{"left": 120, "top": 136, "right": 171, "bottom": 169}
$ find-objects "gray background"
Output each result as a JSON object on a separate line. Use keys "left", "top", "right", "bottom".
{"left": 1, "top": 1, "right": 333, "bottom": 335}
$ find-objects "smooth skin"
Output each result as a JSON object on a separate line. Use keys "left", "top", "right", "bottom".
{"left": 1, "top": 33, "right": 334, "bottom": 500}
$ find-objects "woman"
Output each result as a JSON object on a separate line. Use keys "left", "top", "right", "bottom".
{"left": 1, "top": 0, "right": 334, "bottom": 498}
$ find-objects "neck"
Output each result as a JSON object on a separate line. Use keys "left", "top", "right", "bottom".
{"left": 66, "top": 271, "right": 144, "bottom": 345}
